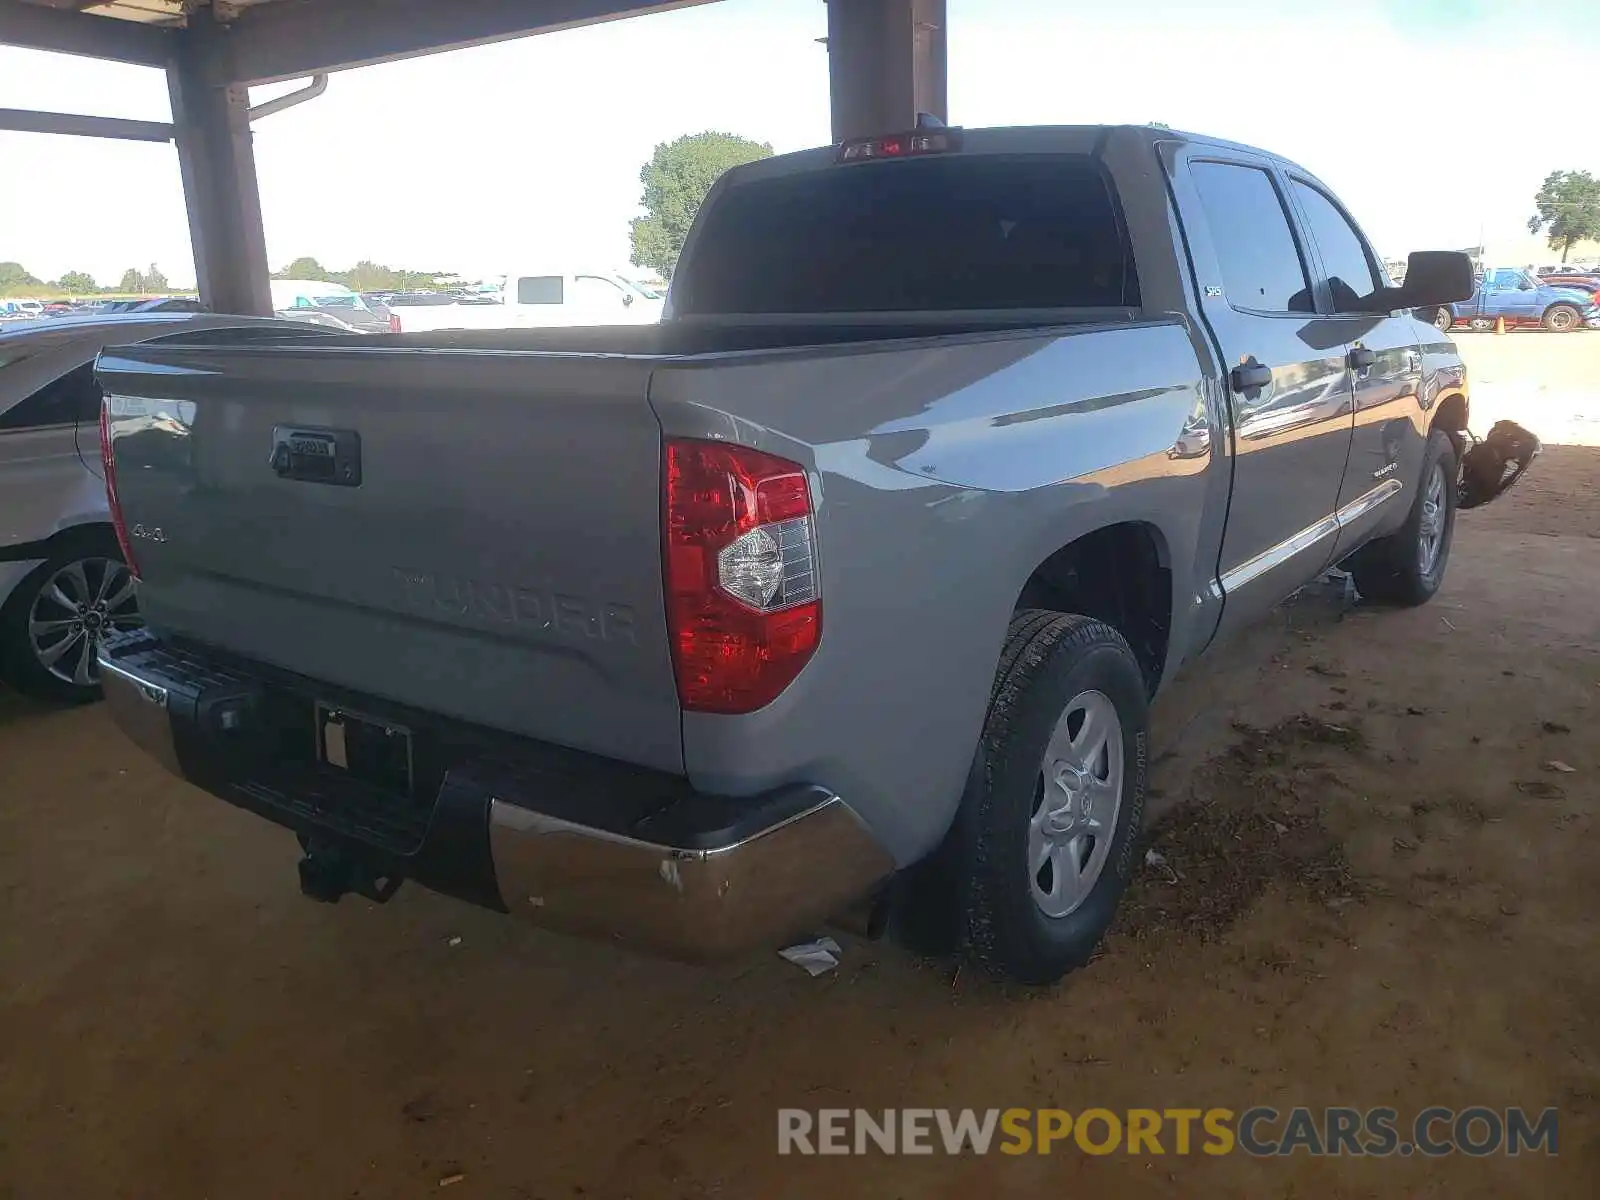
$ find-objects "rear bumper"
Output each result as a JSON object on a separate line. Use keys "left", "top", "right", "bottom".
{"left": 98, "top": 632, "right": 892, "bottom": 962}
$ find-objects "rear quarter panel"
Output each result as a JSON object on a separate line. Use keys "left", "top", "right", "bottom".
{"left": 650, "top": 321, "right": 1221, "bottom": 865}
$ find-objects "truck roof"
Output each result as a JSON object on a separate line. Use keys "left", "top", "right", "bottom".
{"left": 721, "top": 122, "right": 1322, "bottom": 198}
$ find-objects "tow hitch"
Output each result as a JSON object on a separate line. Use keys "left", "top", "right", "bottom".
{"left": 1456, "top": 420, "right": 1540, "bottom": 509}
{"left": 297, "top": 835, "right": 404, "bottom": 905}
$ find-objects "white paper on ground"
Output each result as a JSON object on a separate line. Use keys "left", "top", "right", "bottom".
{"left": 779, "top": 936, "right": 843, "bottom": 976}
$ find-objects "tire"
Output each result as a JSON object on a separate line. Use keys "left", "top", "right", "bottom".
{"left": 1468, "top": 316, "right": 1495, "bottom": 332}
{"left": 1543, "top": 304, "right": 1581, "bottom": 332}
{"left": 0, "top": 531, "right": 142, "bottom": 704}
{"left": 937, "top": 611, "right": 1149, "bottom": 985}
{"left": 1346, "top": 429, "right": 1458, "bottom": 607}
{"left": 1431, "top": 307, "right": 1454, "bottom": 332}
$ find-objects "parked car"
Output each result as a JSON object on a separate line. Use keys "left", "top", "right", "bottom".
{"left": 1535, "top": 274, "right": 1600, "bottom": 306}
{"left": 270, "top": 279, "right": 396, "bottom": 334}
{"left": 95, "top": 122, "right": 1498, "bottom": 984}
{"left": 1, "top": 300, "right": 45, "bottom": 320}
{"left": 0, "top": 312, "right": 311, "bottom": 701}
{"left": 1432, "top": 267, "right": 1600, "bottom": 331}
{"left": 386, "top": 271, "right": 663, "bottom": 333}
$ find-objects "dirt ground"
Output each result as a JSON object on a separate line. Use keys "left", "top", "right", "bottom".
{"left": 3, "top": 341, "right": 1598, "bottom": 1198}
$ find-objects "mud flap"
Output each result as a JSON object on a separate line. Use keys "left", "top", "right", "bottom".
{"left": 1457, "top": 420, "right": 1541, "bottom": 510}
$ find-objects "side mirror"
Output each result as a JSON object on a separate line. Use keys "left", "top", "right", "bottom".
{"left": 1381, "top": 251, "right": 1475, "bottom": 311}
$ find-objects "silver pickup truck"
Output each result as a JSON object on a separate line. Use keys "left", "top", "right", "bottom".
{"left": 93, "top": 124, "right": 1498, "bottom": 985}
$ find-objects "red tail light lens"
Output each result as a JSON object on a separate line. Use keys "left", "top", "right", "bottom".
{"left": 99, "top": 400, "right": 139, "bottom": 579}
{"left": 663, "top": 439, "right": 820, "bottom": 714}
{"left": 389, "top": 314, "right": 401, "bottom": 333}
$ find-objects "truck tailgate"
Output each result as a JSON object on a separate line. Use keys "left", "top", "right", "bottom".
{"left": 96, "top": 341, "right": 683, "bottom": 773}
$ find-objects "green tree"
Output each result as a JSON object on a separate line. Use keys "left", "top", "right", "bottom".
{"left": 118, "top": 268, "right": 144, "bottom": 293}
{"left": 145, "top": 263, "right": 169, "bottom": 292}
{"left": 0, "top": 261, "right": 42, "bottom": 292}
{"left": 1528, "top": 170, "right": 1600, "bottom": 263}
{"left": 629, "top": 131, "right": 773, "bottom": 280}
{"left": 274, "top": 256, "right": 331, "bottom": 281}
{"left": 57, "top": 270, "right": 97, "bottom": 294}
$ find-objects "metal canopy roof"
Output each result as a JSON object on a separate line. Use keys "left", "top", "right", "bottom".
{"left": 3, "top": 0, "right": 715, "bottom": 82}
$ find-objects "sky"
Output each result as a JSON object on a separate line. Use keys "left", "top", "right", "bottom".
{"left": 1, "top": 0, "right": 1596, "bottom": 289}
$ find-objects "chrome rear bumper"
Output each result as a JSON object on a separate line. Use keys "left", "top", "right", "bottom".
{"left": 98, "top": 634, "right": 892, "bottom": 962}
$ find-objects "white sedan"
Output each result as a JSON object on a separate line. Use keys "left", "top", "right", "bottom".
{"left": 0, "top": 312, "right": 298, "bottom": 701}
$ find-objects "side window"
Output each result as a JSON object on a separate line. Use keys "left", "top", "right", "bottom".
{"left": 1489, "top": 269, "right": 1522, "bottom": 290}
{"left": 1291, "top": 181, "right": 1381, "bottom": 312}
{"left": 516, "top": 276, "right": 564, "bottom": 305}
{"left": 0, "top": 362, "right": 102, "bottom": 431}
{"left": 1191, "top": 161, "right": 1314, "bottom": 314}
{"left": 572, "top": 276, "right": 627, "bottom": 305}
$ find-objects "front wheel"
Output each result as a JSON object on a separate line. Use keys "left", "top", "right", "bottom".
{"left": 948, "top": 612, "right": 1149, "bottom": 985}
{"left": 1543, "top": 304, "right": 1582, "bottom": 332}
{"left": 1431, "top": 306, "right": 1454, "bottom": 332}
{"left": 1346, "top": 430, "right": 1458, "bottom": 607}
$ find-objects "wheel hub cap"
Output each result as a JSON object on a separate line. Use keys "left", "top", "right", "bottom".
{"left": 1418, "top": 462, "right": 1448, "bottom": 576}
{"left": 1029, "top": 689, "right": 1125, "bottom": 919}
{"left": 26, "top": 557, "right": 143, "bottom": 688}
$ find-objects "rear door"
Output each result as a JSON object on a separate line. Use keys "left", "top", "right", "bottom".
{"left": 1167, "top": 148, "right": 1355, "bottom": 634}
{"left": 0, "top": 359, "right": 105, "bottom": 549}
{"left": 1285, "top": 175, "right": 1424, "bottom": 551}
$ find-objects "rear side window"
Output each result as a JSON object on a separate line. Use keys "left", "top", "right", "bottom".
{"left": 0, "top": 362, "right": 101, "bottom": 430}
{"left": 1291, "top": 180, "right": 1381, "bottom": 311}
{"left": 1190, "top": 161, "right": 1313, "bottom": 314}
{"left": 673, "top": 154, "right": 1140, "bottom": 315}
{"left": 516, "top": 276, "right": 565, "bottom": 305}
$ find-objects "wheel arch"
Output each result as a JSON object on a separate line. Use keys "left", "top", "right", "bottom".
{"left": 1012, "top": 520, "right": 1174, "bottom": 697}
{"left": 0, "top": 520, "right": 119, "bottom": 568}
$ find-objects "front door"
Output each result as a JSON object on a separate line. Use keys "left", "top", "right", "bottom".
{"left": 1282, "top": 177, "right": 1426, "bottom": 553}
{"left": 1169, "top": 150, "right": 1356, "bottom": 637}
{"left": 1484, "top": 268, "right": 1540, "bottom": 323}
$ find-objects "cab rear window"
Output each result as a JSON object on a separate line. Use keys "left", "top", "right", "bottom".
{"left": 672, "top": 154, "right": 1139, "bottom": 315}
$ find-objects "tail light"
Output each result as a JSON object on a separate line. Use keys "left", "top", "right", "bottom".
{"left": 99, "top": 400, "right": 139, "bottom": 579}
{"left": 663, "top": 439, "right": 820, "bottom": 714}
{"left": 389, "top": 314, "right": 401, "bottom": 333}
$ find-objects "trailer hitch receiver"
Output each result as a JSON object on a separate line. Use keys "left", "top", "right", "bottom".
{"left": 297, "top": 837, "right": 404, "bottom": 905}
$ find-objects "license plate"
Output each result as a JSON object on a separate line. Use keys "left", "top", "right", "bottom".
{"left": 316, "top": 703, "right": 413, "bottom": 795}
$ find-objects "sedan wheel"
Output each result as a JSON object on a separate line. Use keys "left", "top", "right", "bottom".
{"left": 2, "top": 548, "right": 143, "bottom": 702}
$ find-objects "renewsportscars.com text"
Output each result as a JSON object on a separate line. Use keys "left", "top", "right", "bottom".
{"left": 777, "top": 1107, "right": 1558, "bottom": 1157}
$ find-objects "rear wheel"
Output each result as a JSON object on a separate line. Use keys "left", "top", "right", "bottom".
{"left": 942, "top": 612, "right": 1149, "bottom": 985}
{"left": 1468, "top": 316, "right": 1495, "bottom": 332}
{"left": 0, "top": 533, "right": 142, "bottom": 703}
{"left": 1431, "top": 306, "right": 1454, "bottom": 332}
{"left": 1543, "top": 304, "right": 1581, "bottom": 332}
{"left": 1346, "top": 430, "right": 1458, "bottom": 607}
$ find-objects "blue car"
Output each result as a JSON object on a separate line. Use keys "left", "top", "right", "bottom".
{"left": 1433, "top": 267, "right": 1600, "bottom": 332}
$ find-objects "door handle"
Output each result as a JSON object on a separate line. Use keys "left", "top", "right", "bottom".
{"left": 1230, "top": 359, "right": 1273, "bottom": 392}
{"left": 1348, "top": 346, "right": 1377, "bottom": 369}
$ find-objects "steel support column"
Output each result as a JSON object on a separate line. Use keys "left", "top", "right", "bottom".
{"left": 825, "top": 0, "right": 946, "bottom": 143}
{"left": 167, "top": 22, "right": 271, "bottom": 316}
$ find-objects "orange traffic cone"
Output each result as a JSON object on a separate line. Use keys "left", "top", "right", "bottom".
{"left": 1494, "top": 315, "right": 1507, "bottom": 335}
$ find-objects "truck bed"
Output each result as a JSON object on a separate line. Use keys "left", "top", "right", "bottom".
{"left": 96, "top": 309, "right": 1186, "bottom": 789}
